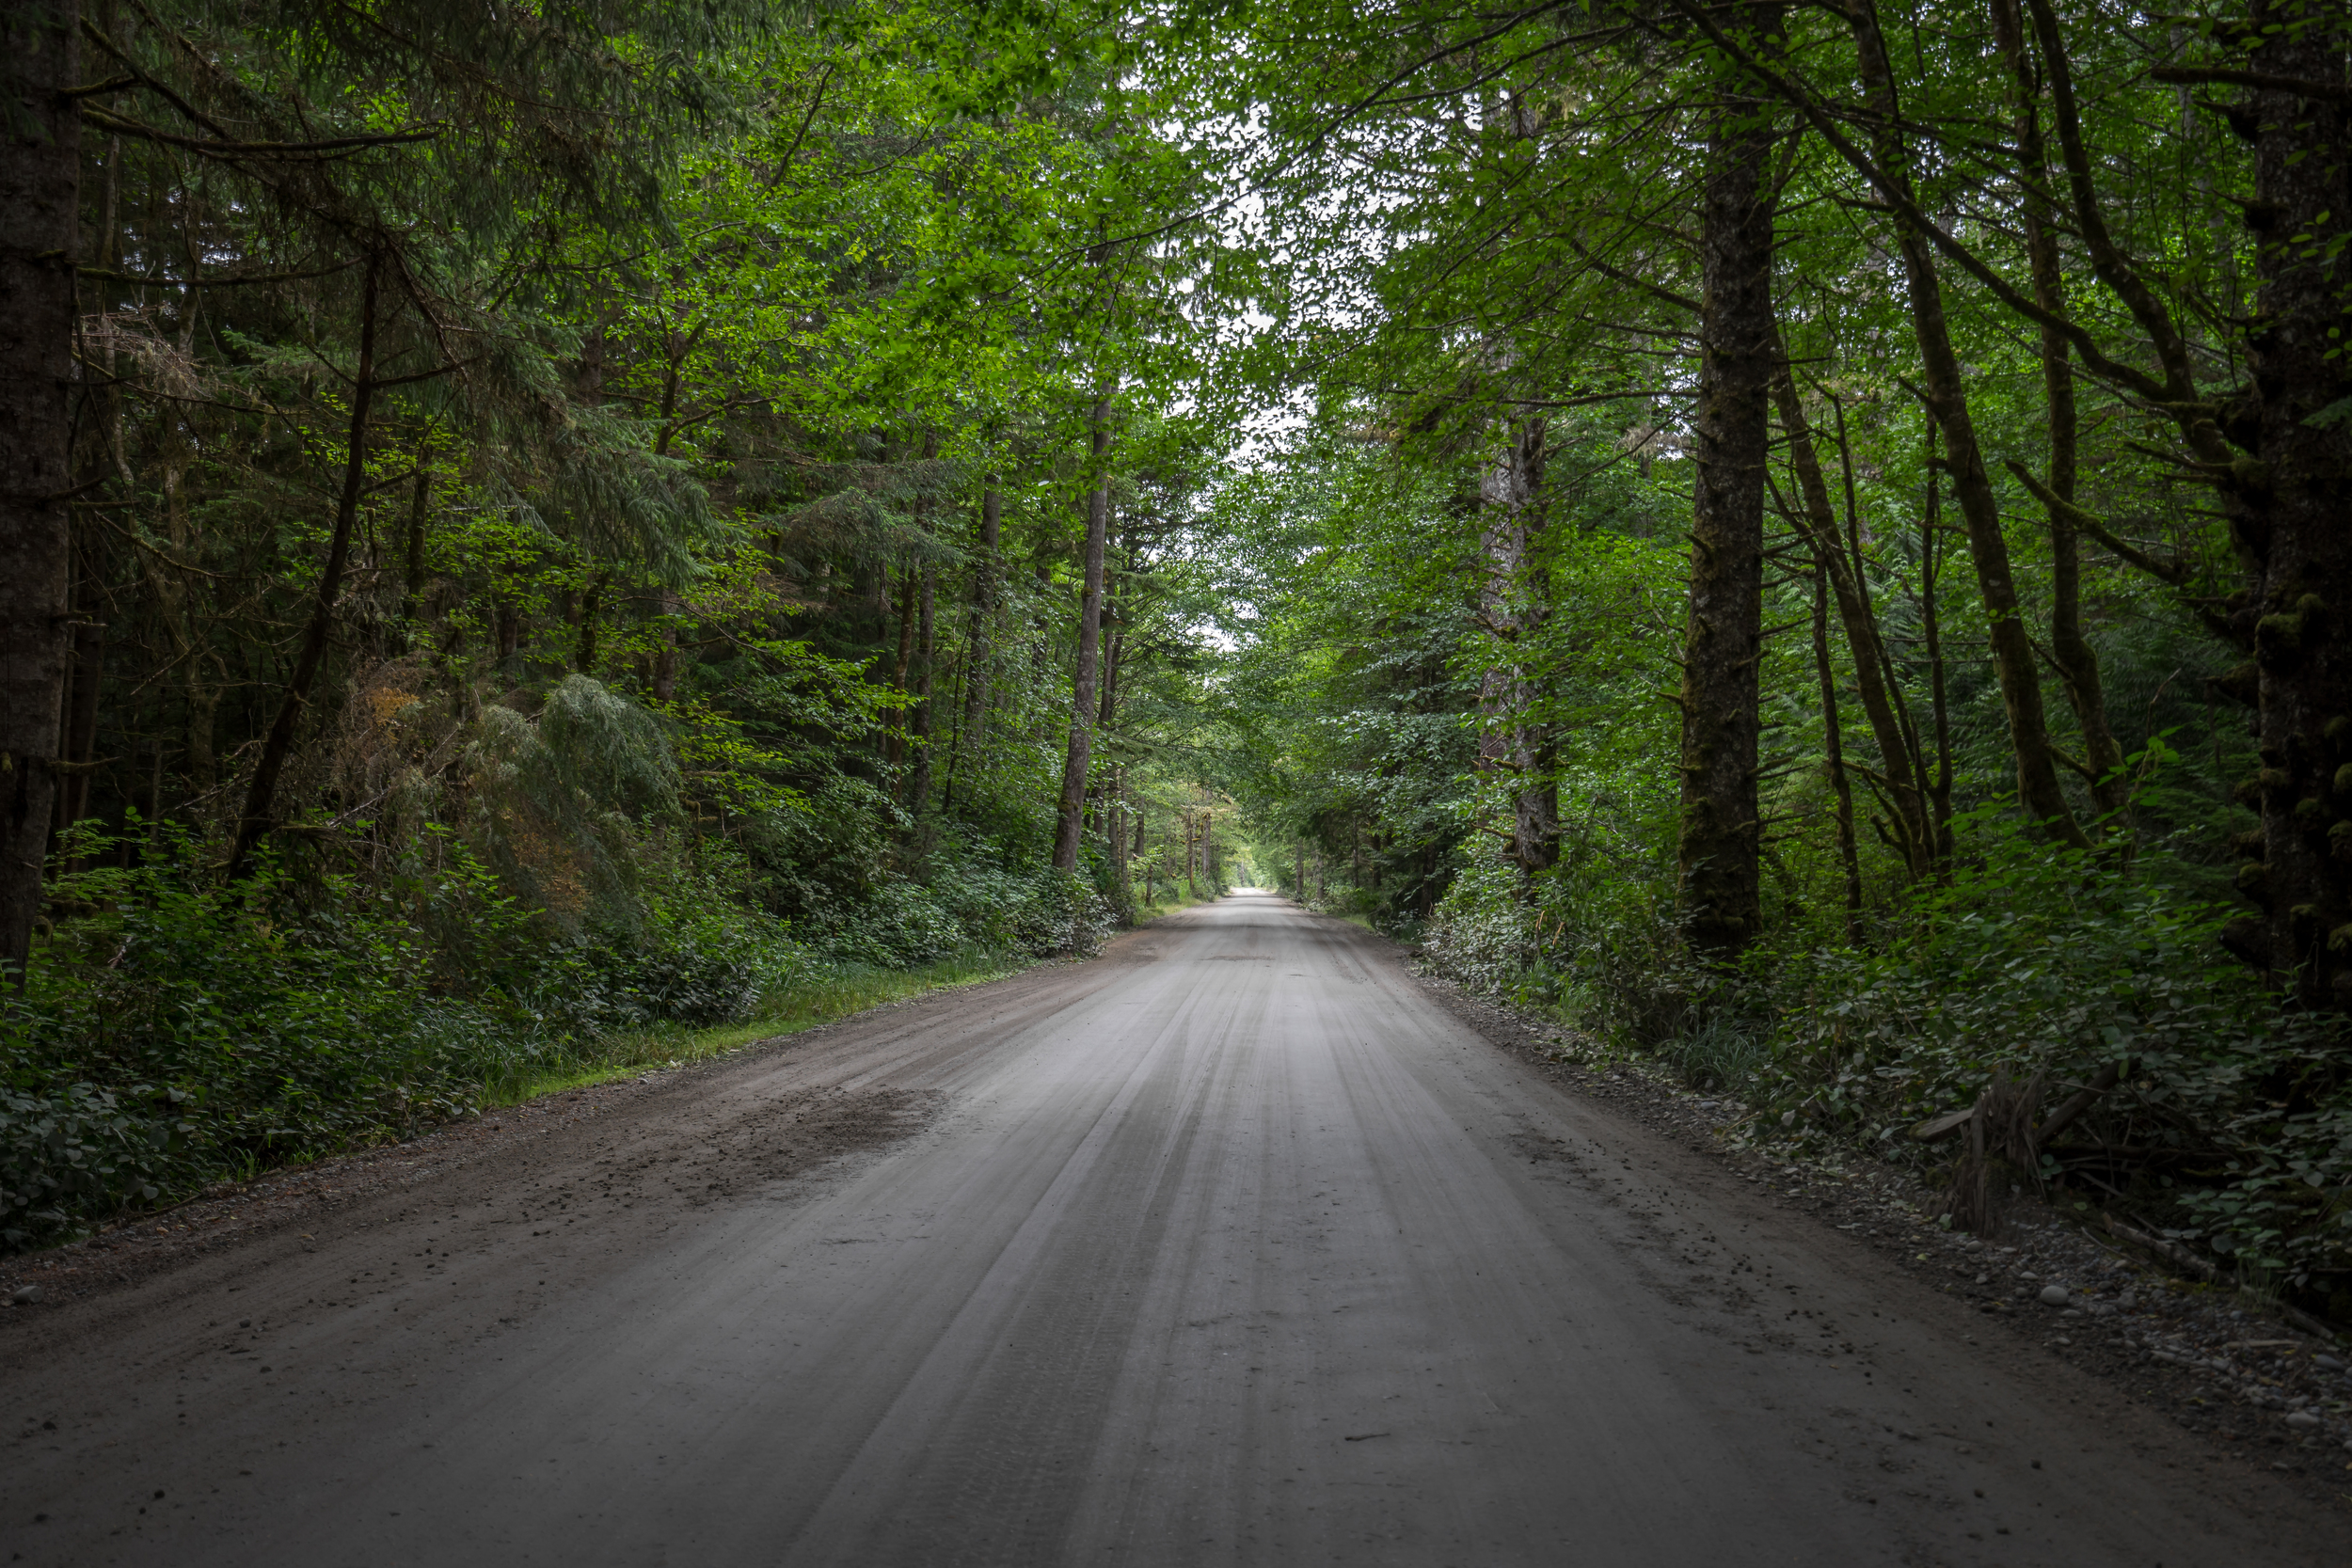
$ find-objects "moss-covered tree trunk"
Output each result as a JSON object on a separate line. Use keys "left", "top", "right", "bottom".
{"left": 1677, "top": 79, "right": 1776, "bottom": 958}
{"left": 1052, "top": 399, "right": 1111, "bottom": 874}
{"left": 229, "top": 253, "right": 382, "bottom": 881}
{"left": 945, "top": 475, "right": 1000, "bottom": 813}
{"left": 1993, "top": 0, "right": 2127, "bottom": 828}
{"left": 2222, "top": 2, "right": 2352, "bottom": 1005}
{"left": 1844, "top": 0, "right": 2087, "bottom": 848}
{"left": 0, "top": 0, "right": 77, "bottom": 979}
{"left": 1476, "top": 417, "right": 1559, "bottom": 876}
{"left": 1772, "top": 362, "right": 1935, "bottom": 878}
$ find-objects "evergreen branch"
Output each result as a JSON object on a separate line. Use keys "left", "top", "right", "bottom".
{"left": 1656, "top": 0, "right": 2175, "bottom": 407}
{"left": 2149, "top": 66, "right": 2352, "bottom": 104}
{"left": 80, "top": 15, "right": 230, "bottom": 138}
{"left": 78, "top": 261, "right": 358, "bottom": 290}
{"left": 66, "top": 74, "right": 139, "bottom": 100}
{"left": 80, "top": 105, "right": 443, "bottom": 160}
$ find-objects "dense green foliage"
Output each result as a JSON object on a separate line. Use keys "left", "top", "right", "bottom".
{"left": 4, "top": 0, "right": 1244, "bottom": 1246}
{"left": 10, "top": 0, "right": 2350, "bottom": 1329}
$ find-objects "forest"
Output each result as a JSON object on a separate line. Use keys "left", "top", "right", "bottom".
{"left": 3, "top": 2, "right": 2348, "bottom": 1323}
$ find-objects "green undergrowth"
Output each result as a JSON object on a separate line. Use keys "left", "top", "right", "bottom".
{"left": 0, "top": 825, "right": 1113, "bottom": 1253}
{"left": 1131, "top": 887, "right": 1226, "bottom": 923}
{"left": 1419, "top": 803, "right": 2352, "bottom": 1319}
{"left": 483, "top": 951, "right": 1029, "bottom": 1103}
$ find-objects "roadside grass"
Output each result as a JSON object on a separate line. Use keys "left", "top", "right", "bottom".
{"left": 1131, "top": 887, "right": 1224, "bottom": 923}
{"left": 481, "top": 950, "right": 1029, "bottom": 1106}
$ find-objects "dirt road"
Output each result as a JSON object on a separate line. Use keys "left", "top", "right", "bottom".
{"left": 2, "top": 892, "right": 2332, "bottom": 1564}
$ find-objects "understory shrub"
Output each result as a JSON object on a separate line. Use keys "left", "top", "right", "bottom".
{"left": 1422, "top": 857, "right": 1700, "bottom": 1049}
{"left": 0, "top": 828, "right": 1096, "bottom": 1251}
{"left": 808, "top": 854, "right": 1113, "bottom": 967}
{"left": 1423, "top": 807, "right": 2352, "bottom": 1295}
{"left": 1743, "top": 816, "right": 2351, "bottom": 1286}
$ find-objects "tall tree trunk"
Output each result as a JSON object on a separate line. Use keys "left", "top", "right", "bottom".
{"left": 57, "top": 597, "right": 103, "bottom": 841}
{"left": 1992, "top": 0, "right": 2128, "bottom": 828}
{"left": 1677, "top": 61, "right": 1778, "bottom": 958}
{"left": 1052, "top": 400, "right": 1111, "bottom": 874}
{"left": 946, "top": 474, "right": 1000, "bottom": 812}
{"left": 1811, "top": 556, "right": 1863, "bottom": 942}
{"left": 0, "top": 0, "right": 78, "bottom": 978}
{"left": 2219, "top": 1, "right": 2352, "bottom": 1004}
{"left": 1843, "top": 0, "right": 2088, "bottom": 847}
{"left": 908, "top": 563, "right": 936, "bottom": 816}
{"left": 882, "top": 567, "right": 916, "bottom": 772}
{"left": 575, "top": 570, "right": 604, "bottom": 673}
{"left": 228, "top": 251, "right": 381, "bottom": 881}
{"left": 650, "top": 589, "right": 680, "bottom": 703}
{"left": 1772, "top": 364, "right": 1933, "bottom": 875}
{"left": 1919, "top": 438, "right": 1957, "bottom": 864}
{"left": 1097, "top": 531, "right": 1124, "bottom": 744}
{"left": 186, "top": 672, "right": 221, "bottom": 800}
{"left": 1476, "top": 418, "right": 1559, "bottom": 875}
{"left": 403, "top": 466, "right": 430, "bottom": 632}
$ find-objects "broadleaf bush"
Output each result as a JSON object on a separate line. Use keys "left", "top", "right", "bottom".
{"left": 1422, "top": 805, "right": 2352, "bottom": 1291}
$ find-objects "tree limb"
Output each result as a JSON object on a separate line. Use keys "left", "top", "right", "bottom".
{"left": 1655, "top": 0, "right": 2174, "bottom": 406}
{"left": 80, "top": 105, "right": 441, "bottom": 160}
{"left": 2150, "top": 65, "right": 2352, "bottom": 105}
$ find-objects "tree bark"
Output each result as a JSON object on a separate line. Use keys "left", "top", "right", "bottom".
{"left": 1052, "top": 399, "right": 1111, "bottom": 874}
{"left": 1772, "top": 362, "right": 1933, "bottom": 876}
{"left": 946, "top": 473, "right": 1000, "bottom": 811}
{"left": 228, "top": 250, "right": 381, "bottom": 881}
{"left": 57, "top": 602, "right": 103, "bottom": 841}
{"left": 1097, "top": 534, "right": 1123, "bottom": 734}
{"left": 1476, "top": 417, "right": 1559, "bottom": 875}
{"left": 403, "top": 467, "right": 430, "bottom": 631}
{"left": 1919, "top": 437, "right": 1957, "bottom": 864}
{"left": 1677, "top": 59, "right": 1778, "bottom": 958}
{"left": 1992, "top": 0, "right": 2128, "bottom": 827}
{"left": 1843, "top": 0, "right": 2087, "bottom": 847}
{"left": 0, "top": 0, "right": 78, "bottom": 978}
{"left": 2222, "top": 1, "right": 2352, "bottom": 1004}
{"left": 650, "top": 588, "right": 680, "bottom": 703}
{"left": 1810, "top": 557, "right": 1864, "bottom": 941}
{"left": 881, "top": 567, "right": 916, "bottom": 772}
{"left": 908, "top": 562, "right": 936, "bottom": 816}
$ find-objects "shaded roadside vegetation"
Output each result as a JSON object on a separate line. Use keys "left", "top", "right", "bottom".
{"left": 1198, "top": 4, "right": 2352, "bottom": 1323}
{"left": 0, "top": 1, "right": 1254, "bottom": 1248}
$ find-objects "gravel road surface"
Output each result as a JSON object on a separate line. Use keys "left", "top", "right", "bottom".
{"left": 3, "top": 891, "right": 2333, "bottom": 1565}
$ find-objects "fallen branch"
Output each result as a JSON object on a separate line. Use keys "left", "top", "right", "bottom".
{"left": 2095, "top": 1210, "right": 2340, "bottom": 1339}
{"left": 1909, "top": 1105, "right": 1977, "bottom": 1143}
{"left": 2101, "top": 1211, "right": 2216, "bottom": 1279}
{"left": 2032, "top": 1059, "right": 2125, "bottom": 1152}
